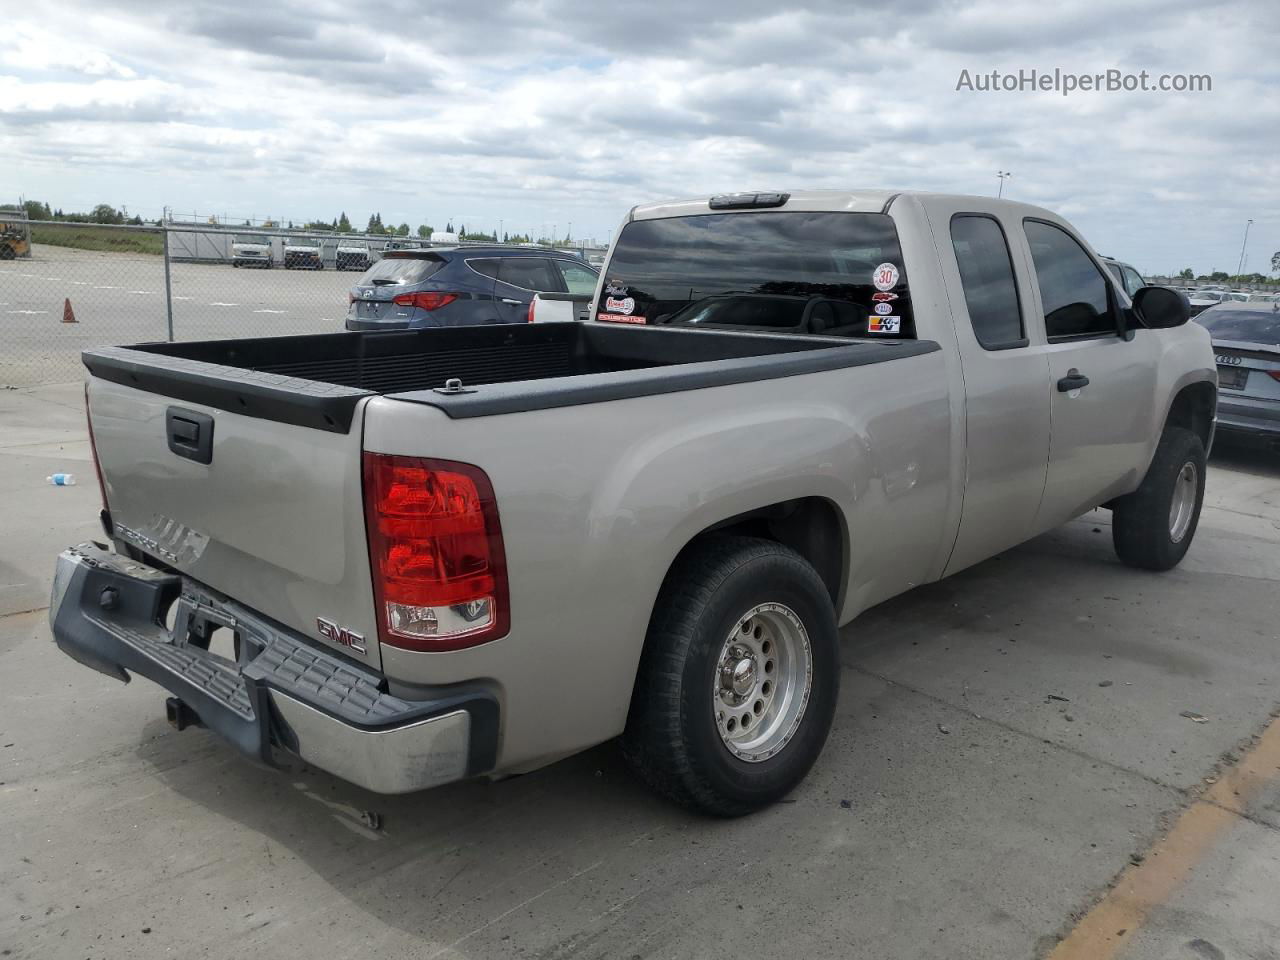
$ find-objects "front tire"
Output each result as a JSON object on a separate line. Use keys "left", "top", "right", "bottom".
{"left": 1112, "top": 426, "right": 1206, "bottom": 571}
{"left": 622, "top": 536, "right": 839, "bottom": 816}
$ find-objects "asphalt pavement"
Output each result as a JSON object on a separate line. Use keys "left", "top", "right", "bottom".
{"left": 1, "top": 245, "right": 354, "bottom": 386}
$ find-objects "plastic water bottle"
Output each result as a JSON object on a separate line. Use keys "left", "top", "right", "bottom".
{"left": 47, "top": 473, "right": 77, "bottom": 486}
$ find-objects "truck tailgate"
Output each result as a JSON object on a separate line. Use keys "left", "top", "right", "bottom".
{"left": 87, "top": 377, "right": 382, "bottom": 670}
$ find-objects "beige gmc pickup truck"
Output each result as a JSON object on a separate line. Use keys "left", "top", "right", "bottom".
{"left": 51, "top": 190, "right": 1215, "bottom": 815}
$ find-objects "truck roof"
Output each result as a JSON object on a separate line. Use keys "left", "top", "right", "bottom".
{"left": 629, "top": 189, "right": 1058, "bottom": 222}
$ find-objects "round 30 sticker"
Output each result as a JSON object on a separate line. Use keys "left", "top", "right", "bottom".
{"left": 872, "top": 262, "right": 900, "bottom": 291}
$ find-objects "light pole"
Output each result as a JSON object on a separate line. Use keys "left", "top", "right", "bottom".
{"left": 1236, "top": 219, "right": 1253, "bottom": 277}
{"left": 996, "top": 171, "right": 1012, "bottom": 198}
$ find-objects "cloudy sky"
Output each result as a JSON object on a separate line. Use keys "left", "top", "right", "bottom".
{"left": 2, "top": 0, "right": 1277, "bottom": 273}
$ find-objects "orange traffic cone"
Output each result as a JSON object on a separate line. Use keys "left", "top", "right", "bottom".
{"left": 62, "top": 298, "right": 77, "bottom": 324}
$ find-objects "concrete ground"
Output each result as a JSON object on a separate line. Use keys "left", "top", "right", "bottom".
{"left": 1, "top": 382, "right": 1278, "bottom": 960}
{"left": 0, "top": 246, "right": 353, "bottom": 386}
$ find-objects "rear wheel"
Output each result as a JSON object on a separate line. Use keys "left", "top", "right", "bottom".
{"left": 1112, "top": 426, "right": 1206, "bottom": 571}
{"left": 622, "top": 536, "right": 839, "bottom": 816}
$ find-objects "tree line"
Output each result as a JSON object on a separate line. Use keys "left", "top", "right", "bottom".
{"left": 20, "top": 200, "right": 146, "bottom": 226}
{"left": 1176, "top": 266, "right": 1278, "bottom": 285}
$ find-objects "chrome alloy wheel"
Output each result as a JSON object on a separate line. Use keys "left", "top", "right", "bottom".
{"left": 713, "top": 602, "right": 813, "bottom": 762}
{"left": 1169, "top": 461, "right": 1198, "bottom": 543}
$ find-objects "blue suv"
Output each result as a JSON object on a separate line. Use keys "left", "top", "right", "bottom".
{"left": 345, "top": 246, "right": 599, "bottom": 330}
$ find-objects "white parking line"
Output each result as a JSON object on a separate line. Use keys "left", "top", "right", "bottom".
{"left": 172, "top": 296, "right": 193, "bottom": 301}
{"left": 7, "top": 309, "right": 49, "bottom": 315}
{"left": 209, "top": 302, "right": 239, "bottom": 307}
{"left": 252, "top": 309, "right": 286, "bottom": 314}
{"left": 70, "top": 280, "right": 88, "bottom": 285}
{"left": 94, "top": 285, "right": 121, "bottom": 290}
{"left": 130, "top": 290, "right": 155, "bottom": 295}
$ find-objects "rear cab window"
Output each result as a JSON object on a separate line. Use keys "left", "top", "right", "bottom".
{"left": 950, "top": 215, "right": 1026, "bottom": 350}
{"left": 598, "top": 211, "right": 915, "bottom": 338}
{"left": 359, "top": 256, "right": 444, "bottom": 286}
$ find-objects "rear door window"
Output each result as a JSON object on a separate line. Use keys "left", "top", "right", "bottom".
{"left": 555, "top": 260, "right": 599, "bottom": 295}
{"left": 1023, "top": 220, "right": 1115, "bottom": 339}
{"left": 950, "top": 215, "right": 1025, "bottom": 349}
{"left": 497, "top": 257, "right": 561, "bottom": 292}
{"left": 599, "top": 211, "right": 913, "bottom": 338}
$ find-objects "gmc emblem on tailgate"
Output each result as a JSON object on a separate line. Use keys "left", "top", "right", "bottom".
{"left": 316, "top": 617, "right": 366, "bottom": 654}
{"left": 1215, "top": 355, "right": 1242, "bottom": 365}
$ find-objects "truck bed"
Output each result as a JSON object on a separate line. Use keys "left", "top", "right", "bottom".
{"left": 83, "top": 323, "right": 938, "bottom": 432}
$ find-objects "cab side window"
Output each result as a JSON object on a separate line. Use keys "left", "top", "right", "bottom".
{"left": 1023, "top": 220, "right": 1115, "bottom": 339}
{"left": 950, "top": 215, "right": 1025, "bottom": 349}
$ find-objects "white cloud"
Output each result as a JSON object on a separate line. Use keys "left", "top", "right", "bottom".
{"left": 0, "top": 0, "right": 1277, "bottom": 271}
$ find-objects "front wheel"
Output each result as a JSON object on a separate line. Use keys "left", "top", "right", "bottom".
{"left": 622, "top": 536, "right": 839, "bottom": 816}
{"left": 1112, "top": 426, "right": 1206, "bottom": 571}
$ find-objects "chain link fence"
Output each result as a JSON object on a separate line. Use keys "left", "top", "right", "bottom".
{"left": 0, "top": 222, "right": 608, "bottom": 387}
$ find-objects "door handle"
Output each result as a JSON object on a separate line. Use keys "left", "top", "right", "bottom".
{"left": 1057, "top": 369, "right": 1090, "bottom": 392}
{"left": 500, "top": 298, "right": 522, "bottom": 305}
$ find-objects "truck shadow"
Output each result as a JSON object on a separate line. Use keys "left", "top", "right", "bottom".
{"left": 1209, "top": 434, "right": 1280, "bottom": 478}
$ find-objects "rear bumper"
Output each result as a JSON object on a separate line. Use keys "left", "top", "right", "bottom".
{"left": 49, "top": 543, "right": 499, "bottom": 793}
{"left": 1216, "top": 395, "right": 1280, "bottom": 440}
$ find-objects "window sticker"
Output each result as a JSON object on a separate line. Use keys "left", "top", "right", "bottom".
{"left": 868, "top": 315, "right": 901, "bottom": 333}
{"left": 872, "top": 263, "right": 900, "bottom": 291}
{"left": 604, "top": 295, "right": 636, "bottom": 315}
{"left": 874, "top": 302, "right": 893, "bottom": 315}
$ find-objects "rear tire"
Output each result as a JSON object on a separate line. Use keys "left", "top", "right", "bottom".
{"left": 1112, "top": 426, "right": 1206, "bottom": 571}
{"left": 622, "top": 536, "right": 839, "bottom": 816}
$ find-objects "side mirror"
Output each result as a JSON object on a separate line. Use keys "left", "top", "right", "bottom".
{"left": 1132, "top": 286, "right": 1190, "bottom": 329}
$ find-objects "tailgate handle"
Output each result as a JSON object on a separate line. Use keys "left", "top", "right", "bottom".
{"left": 166, "top": 407, "right": 214, "bottom": 464}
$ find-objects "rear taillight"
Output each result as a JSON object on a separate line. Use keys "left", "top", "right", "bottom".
{"left": 84, "top": 385, "right": 109, "bottom": 511}
{"left": 362, "top": 452, "right": 509, "bottom": 652}
{"left": 1269, "top": 371, "right": 1280, "bottom": 383}
{"left": 527, "top": 298, "right": 537, "bottom": 323}
{"left": 391, "top": 292, "right": 458, "bottom": 311}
